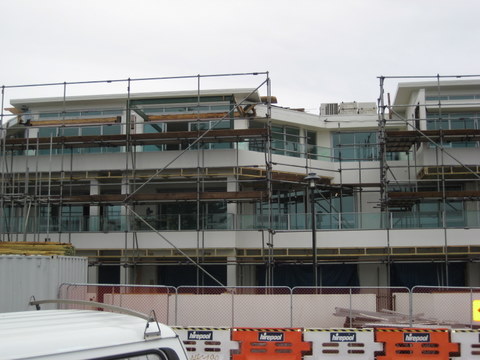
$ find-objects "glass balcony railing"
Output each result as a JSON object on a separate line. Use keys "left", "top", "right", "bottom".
{"left": 1, "top": 211, "right": 479, "bottom": 234}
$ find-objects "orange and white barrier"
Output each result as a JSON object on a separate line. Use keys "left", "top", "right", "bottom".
{"left": 451, "top": 329, "right": 480, "bottom": 359}
{"left": 375, "top": 327, "right": 460, "bottom": 360}
{"left": 173, "top": 326, "right": 238, "bottom": 360}
{"left": 232, "top": 328, "right": 311, "bottom": 360}
{"left": 303, "top": 328, "right": 383, "bottom": 359}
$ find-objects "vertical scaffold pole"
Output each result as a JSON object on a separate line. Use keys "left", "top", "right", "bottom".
{"left": 0, "top": 86, "right": 5, "bottom": 242}
{"left": 436, "top": 74, "right": 449, "bottom": 286}
{"left": 266, "top": 72, "right": 274, "bottom": 287}
{"left": 378, "top": 76, "right": 391, "bottom": 285}
{"left": 195, "top": 74, "right": 202, "bottom": 286}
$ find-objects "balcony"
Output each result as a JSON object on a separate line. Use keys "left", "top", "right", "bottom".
{"left": 2, "top": 210, "right": 479, "bottom": 234}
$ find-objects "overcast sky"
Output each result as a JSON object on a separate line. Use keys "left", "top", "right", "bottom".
{"left": 1, "top": 0, "right": 479, "bottom": 113}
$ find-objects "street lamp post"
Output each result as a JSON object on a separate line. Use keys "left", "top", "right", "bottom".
{"left": 305, "top": 172, "right": 320, "bottom": 287}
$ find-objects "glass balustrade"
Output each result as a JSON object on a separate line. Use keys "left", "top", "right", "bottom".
{"left": 2, "top": 211, "right": 479, "bottom": 233}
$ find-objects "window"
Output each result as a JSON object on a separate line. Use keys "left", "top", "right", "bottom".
{"left": 36, "top": 124, "right": 122, "bottom": 155}
{"left": 189, "top": 119, "right": 232, "bottom": 149}
{"left": 143, "top": 123, "right": 165, "bottom": 152}
{"left": 38, "top": 109, "right": 122, "bottom": 120}
{"left": 332, "top": 131, "right": 377, "bottom": 161}
{"left": 426, "top": 94, "right": 480, "bottom": 101}
{"left": 272, "top": 125, "right": 301, "bottom": 157}
{"left": 427, "top": 112, "right": 479, "bottom": 148}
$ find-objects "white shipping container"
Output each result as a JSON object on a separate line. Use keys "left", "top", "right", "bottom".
{"left": 0, "top": 255, "right": 87, "bottom": 313}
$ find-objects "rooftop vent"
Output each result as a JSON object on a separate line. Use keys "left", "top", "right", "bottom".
{"left": 320, "top": 103, "right": 339, "bottom": 115}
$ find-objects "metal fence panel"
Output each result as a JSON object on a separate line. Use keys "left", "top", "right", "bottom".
{"left": 292, "top": 287, "right": 353, "bottom": 328}
{"left": 232, "top": 287, "right": 291, "bottom": 327}
{"left": 176, "top": 287, "right": 233, "bottom": 327}
{"left": 58, "top": 283, "right": 176, "bottom": 325}
{"left": 58, "top": 284, "right": 480, "bottom": 328}
{"left": 412, "top": 286, "right": 480, "bottom": 328}
{"left": 292, "top": 287, "right": 410, "bottom": 328}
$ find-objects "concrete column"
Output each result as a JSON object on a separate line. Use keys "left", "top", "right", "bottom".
{"left": 226, "top": 176, "right": 238, "bottom": 219}
{"left": 120, "top": 264, "right": 133, "bottom": 285}
{"left": 239, "top": 264, "right": 256, "bottom": 286}
{"left": 227, "top": 256, "right": 237, "bottom": 287}
{"left": 358, "top": 263, "right": 389, "bottom": 287}
{"left": 90, "top": 179, "right": 100, "bottom": 231}
{"left": 121, "top": 176, "right": 130, "bottom": 216}
{"left": 467, "top": 262, "right": 480, "bottom": 287}
{"left": 139, "top": 265, "right": 158, "bottom": 285}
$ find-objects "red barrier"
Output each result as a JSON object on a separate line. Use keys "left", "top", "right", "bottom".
{"left": 232, "top": 328, "right": 312, "bottom": 360}
{"left": 375, "top": 328, "right": 460, "bottom": 360}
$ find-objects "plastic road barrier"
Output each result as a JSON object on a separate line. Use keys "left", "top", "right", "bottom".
{"left": 451, "top": 329, "right": 480, "bottom": 359}
{"left": 173, "top": 326, "right": 239, "bottom": 360}
{"left": 232, "top": 328, "right": 312, "bottom": 360}
{"left": 303, "top": 328, "right": 383, "bottom": 359}
{"left": 375, "top": 328, "right": 460, "bottom": 360}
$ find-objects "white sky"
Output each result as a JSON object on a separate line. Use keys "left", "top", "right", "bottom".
{"left": 1, "top": 0, "right": 479, "bottom": 113}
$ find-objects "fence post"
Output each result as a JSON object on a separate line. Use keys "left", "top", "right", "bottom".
{"left": 470, "top": 286, "right": 474, "bottom": 329}
{"left": 349, "top": 287, "right": 353, "bottom": 328}
{"left": 290, "top": 287, "right": 293, "bottom": 327}
{"left": 231, "top": 287, "right": 235, "bottom": 328}
{"left": 409, "top": 286, "right": 414, "bottom": 327}
{"left": 174, "top": 287, "right": 178, "bottom": 326}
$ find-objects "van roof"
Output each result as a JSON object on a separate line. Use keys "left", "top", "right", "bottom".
{"left": 0, "top": 309, "right": 178, "bottom": 359}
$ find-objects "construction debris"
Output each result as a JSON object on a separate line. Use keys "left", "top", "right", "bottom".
{"left": 0, "top": 242, "right": 75, "bottom": 256}
{"left": 334, "top": 307, "right": 473, "bottom": 329}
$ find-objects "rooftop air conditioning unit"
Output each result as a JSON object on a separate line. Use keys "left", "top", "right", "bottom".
{"left": 320, "top": 103, "right": 339, "bottom": 115}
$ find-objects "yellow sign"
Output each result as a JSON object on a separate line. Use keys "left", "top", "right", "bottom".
{"left": 473, "top": 300, "right": 480, "bottom": 321}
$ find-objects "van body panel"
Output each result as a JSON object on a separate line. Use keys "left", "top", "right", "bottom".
{"left": 0, "top": 310, "right": 187, "bottom": 359}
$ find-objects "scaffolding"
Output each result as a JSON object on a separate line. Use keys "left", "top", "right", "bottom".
{"left": 378, "top": 74, "right": 480, "bottom": 285}
{"left": 2, "top": 73, "right": 480, "bottom": 287}
{"left": 0, "top": 72, "right": 343, "bottom": 287}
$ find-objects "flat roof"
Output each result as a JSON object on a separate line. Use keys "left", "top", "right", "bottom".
{"left": 10, "top": 88, "right": 261, "bottom": 108}
{"left": 393, "top": 79, "right": 480, "bottom": 106}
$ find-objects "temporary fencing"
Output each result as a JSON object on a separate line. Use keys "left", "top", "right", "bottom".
{"left": 291, "top": 287, "right": 411, "bottom": 328}
{"left": 58, "top": 284, "right": 480, "bottom": 329}
{"left": 231, "top": 328, "right": 311, "bottom": 360}
{"left": 175, "top": 286, "right": 291, "bottom": 327}
{"left": 303, "top": 328, "right": 382, "bottom": 359}
{"left": 173, "top": 326, "right": 238, "bottom": 360}
{"left": 374, "top": 328, "right": 460, "bottom": 360}
{"left": 451, "top": 329, "right": 480, "bottom": 359}
{"left": 58, "top": 283, "right": 176, "bottom": 324}
{"left": 412, "top": 286, "right": 480, "bottom": 328}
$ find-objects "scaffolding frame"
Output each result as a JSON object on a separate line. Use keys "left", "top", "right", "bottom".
{"left": 378, "top": 74, "right": 480, "bottom": 286}
{"left": 3, "top": 73, "right": 480, "bottom": 287}
{"left": 2, "top": 72, "right": 334, "bottom": 287}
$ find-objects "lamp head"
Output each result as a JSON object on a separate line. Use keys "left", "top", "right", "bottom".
{"left": 304, "top": 173, "right": 320, "bottom": 189}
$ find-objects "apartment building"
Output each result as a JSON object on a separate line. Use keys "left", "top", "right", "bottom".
{"left": 1, "top": 75, "right": 479, "bottom": 288}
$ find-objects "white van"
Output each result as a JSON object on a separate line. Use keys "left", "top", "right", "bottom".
{"left": 0, "top": 307, "right": 188, "bottom": 360}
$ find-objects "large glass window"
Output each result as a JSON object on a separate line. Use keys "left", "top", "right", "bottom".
{"left": 36, "top": 124, "right": 122, "bottom": 155}
{"left": 427, "top": 112, "right": 479, "bottom": 148}
{"left": 102, "top": 205, "right": 123, "bottom": 231}
{"left": 254, "top": 189, "right": 355, "bottom": 230}
{"left": 333, "top": 131, "right": 400, "bottom": 161}
{"left": 140, "top": 104, "right": 231, "bottom": 116}
{"left": 154, "top": 201, "right": 227, "bottom": 230}
{"left": 189, "top": 119, "right": 232, "bottom": 149}
{"left": 332, "top": 131, "right": 377, "bottom": 161}
{"left": 38, "top": 109, "right": 122, "bottom": 120}
{"left": 143, "top": 123, "right": 165, "bottom": 152}
{"left": 271, "top": 125, "right": 301, "bottom": 157}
